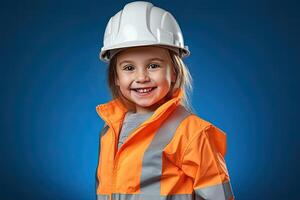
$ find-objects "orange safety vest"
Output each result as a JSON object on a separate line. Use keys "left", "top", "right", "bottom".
{"left": 95, "top": 90, "right": 234, "bottom": 200}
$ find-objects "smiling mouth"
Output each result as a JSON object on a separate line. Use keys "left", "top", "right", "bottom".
{"left": 131, "top": 87, "right": 157, "bottom": 94}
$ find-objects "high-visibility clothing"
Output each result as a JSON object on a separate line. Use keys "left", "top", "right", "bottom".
{"left": 95, "top": 90, "right": 234, "bottom": 200}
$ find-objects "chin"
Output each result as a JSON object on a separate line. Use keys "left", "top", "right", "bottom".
{"left": 137, "top": 99, "right": 165, "bottom": 109}
{"left": 135, "top": 102, "right": 155, "bottom": 108}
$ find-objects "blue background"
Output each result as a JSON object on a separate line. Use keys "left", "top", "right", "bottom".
{"left": 1, "top": 0, "right": 299, "bottom": 199}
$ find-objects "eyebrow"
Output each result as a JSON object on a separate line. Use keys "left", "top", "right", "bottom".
{"left": 119, "top": 58, "right": 165, "bottom": 66}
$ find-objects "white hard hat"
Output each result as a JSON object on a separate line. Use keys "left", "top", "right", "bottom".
{"left": 99, "top": 1, "right": 190, "bottom": 62}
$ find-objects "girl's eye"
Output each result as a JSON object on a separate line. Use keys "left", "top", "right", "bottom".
{"left": 123, "top": 65, "right": 134, "bottom": 71}
{"left": 148, "top": 63, "right": 160, "bottom": 69}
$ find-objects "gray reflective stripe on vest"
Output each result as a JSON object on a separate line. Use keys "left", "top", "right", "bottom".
{"left": 109, "top": 193, "right": 194, "bottom": 200}
{"left": 97, "top": 194, "right": 110, "bottom": 200}
{"left": 140, "top": 105, "right": 191, "bottom": 194}
{"left": 195, "top": 181, "right": 234, "bottom": 200}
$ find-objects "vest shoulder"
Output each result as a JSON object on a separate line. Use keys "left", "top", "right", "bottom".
{"left": 163, "top": 114, "right": 224, "bottom": 165}
{"left": 175, "top": 114, "right": 226, "bottom": 141}
{"left": 182, "top": 114, "right": 213, "bottom": 129}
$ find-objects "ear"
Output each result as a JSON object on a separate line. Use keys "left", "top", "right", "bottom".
{"left": 115, "top": 77, "right": 120, "bottom": 86}
{"left": 171, "top": 68, "right": 177, "bottom": 83}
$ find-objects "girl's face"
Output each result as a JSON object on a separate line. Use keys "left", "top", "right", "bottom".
{"left": 116, "top": 46, "right": 176, "bottom": 113}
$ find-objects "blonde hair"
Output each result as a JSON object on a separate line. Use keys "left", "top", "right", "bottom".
{"left": 107, "top": 48, "right": 193, "bottom": 111}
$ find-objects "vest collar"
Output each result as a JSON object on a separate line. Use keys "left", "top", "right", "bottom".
{"left": 96, "top": 89, "right": 183, "bottom": 127}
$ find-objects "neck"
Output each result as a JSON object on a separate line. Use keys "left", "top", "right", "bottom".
{"left": 135, "top": 94, "right": 172, "bottom": 114}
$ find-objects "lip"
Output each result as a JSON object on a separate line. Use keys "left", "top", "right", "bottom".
{"left": 131, "top": 87, "right": 156, "bottom": 90}
{"left": 131, "top": 87, "right": 157, "bottom": 96}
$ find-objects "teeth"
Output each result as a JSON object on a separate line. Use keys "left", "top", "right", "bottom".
{"left": 135, "top": 88, "right": 153, "bottom": 93}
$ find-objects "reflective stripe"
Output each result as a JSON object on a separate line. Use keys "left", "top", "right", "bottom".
{"left": 108, "top": 193, "right": 194, "bottom": 200}
{"left": 195, "top": 181, "right": 234, "bottom": 200}
{"left": 140, "top": 105, "right": 191, "bottom": 194}
{"left": 97, "top": 194, "right": 110, "bottom": 200}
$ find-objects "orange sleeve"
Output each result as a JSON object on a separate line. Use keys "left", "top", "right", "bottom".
{"left": 181, "top": 125, "right": 234, "bottom": 199}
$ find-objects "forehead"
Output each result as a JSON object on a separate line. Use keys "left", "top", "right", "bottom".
{"left": 116, "top": 46, "right": 171, "bottom": 63}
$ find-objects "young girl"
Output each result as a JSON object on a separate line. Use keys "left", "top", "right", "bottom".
{"left": 95, "top": 1, "right": 234, "bottom": 200}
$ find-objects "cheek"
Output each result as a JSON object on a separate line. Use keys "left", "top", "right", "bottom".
{"left": 153, "top": 70, "right": 172, "bottom": 85}
{"left": 117, "top": 76, "right": 131, "bottom": 89}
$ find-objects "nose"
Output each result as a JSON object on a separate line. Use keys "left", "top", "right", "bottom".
{"left": 135, "top": 69, "right": 150, "bottom": 83}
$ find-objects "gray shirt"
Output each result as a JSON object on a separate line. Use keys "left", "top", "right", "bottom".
{"left": 118, "top": 111, "right": 154, "bottom": 149}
